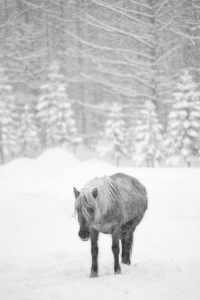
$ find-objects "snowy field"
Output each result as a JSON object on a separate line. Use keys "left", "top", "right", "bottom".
{"left": 0, "top": 149, "right": 200, "bottom": 300}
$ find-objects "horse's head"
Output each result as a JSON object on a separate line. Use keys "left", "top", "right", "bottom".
{"left": 73, "top": 187, "right": 97, "bottom": 241}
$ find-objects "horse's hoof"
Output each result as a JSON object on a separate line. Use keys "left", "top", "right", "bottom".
{"left": 122, "top": 259, "right": 131, "bottom": 265}
{"left": 115, "top": 269, "right": 121, "bottom": 275}
{"left": 90, "top": 272, "right": 98, "bottom": 278}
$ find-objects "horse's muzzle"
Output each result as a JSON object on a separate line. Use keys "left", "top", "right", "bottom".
{"left": 79, "top": 230, "right": 90, "bottom": 241}
{"left": 81, "top": 237, "right": 90, "bottom": 241}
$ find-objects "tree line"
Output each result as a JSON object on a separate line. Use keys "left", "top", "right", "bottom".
{"left": 0, "top": 63, "right": 200, "bottom": 167}
{"left": 0, "top": 0, "right": 200, "bottom": 166}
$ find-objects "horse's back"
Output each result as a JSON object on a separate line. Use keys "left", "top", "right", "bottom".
{"left": 110, "top": 173, "right": 148, "bottom": 224}
{"left": 110, "top": 173, "right": 147, "bottom": 197}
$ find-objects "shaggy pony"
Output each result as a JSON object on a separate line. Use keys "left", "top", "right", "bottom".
{"left": 74, "top": 173, "right": 148, "bottom": 277}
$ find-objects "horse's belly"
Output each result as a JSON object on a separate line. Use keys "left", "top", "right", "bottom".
{"left": 92, "top": 222, "right": 114, "bottom": 234}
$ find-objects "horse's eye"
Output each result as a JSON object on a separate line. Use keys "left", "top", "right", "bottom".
{"left": 87, "top": 208, "right": 94, "bottom": 215}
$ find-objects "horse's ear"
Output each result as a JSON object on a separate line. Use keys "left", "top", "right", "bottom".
{"left": 92, "top": 188, "right": 98, "bottom": 198}
{"left": 74, "top": 187, "right": 80, "bottom": 198}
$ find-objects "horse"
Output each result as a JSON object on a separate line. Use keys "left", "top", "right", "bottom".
{"left": 73, "top": 172, "right": 148, "bottom": 278}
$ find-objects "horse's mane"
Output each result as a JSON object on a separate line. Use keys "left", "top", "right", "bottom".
{"left": 75, "top": 176, "right": 121, "bottom": 222}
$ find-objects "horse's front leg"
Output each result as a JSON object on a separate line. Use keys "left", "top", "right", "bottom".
{"left": 112, "top": 227, "right": 121, "bottom": 274}
{"left": 90, "top": 228, "right": 99, "bottom": 278}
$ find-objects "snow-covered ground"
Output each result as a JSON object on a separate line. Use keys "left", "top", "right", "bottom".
{"left": 0, "top": 149, "right": 200, "bottom": 300}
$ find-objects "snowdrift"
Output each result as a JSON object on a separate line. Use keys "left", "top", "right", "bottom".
{"left": 2, "top": 148, "right": 79, "bottom": 176}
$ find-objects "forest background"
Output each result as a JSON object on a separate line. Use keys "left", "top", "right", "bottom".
{"left": 0, "top": 0, "right": 200, "bottom": 167}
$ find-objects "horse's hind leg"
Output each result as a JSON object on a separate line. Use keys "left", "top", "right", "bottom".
{"left": 121, "top": 230, "right": 126, "bottom": 263}
{"left": 112, "top": 227, "right": 121, "bottom": 274}
{"left": 121, "top": 220, "right": 136, "bottom": 265}
{"left": 124, "top": 230, "right": 134, "bottom": 265}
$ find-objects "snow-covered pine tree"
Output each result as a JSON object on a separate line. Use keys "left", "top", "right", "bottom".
{"left": 100, "top": 103, "right": 128, "bottom": 166}
{"left": 36, "top": 61, "right": 77, "bottom": 149}
{"left": 165, "top": 70, "right": 200, "bottom": 167}
{"left": 124, "top": 124, "right": 135, "bottom": 160}
{"left": 56, "top": 101, "right": 80, "bottom": 151}
{"left": 19, "top": 103, "right": 40, "bottom": 157}
{"left": 133, "top": 100, "right": 164, "bottom": 167}
{"left": 0, "top": 67, "right": 19, "bottom": 164}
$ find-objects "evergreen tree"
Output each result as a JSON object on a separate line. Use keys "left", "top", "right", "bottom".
{"left": 124, "top": 124, "right": 135, "bottom": 160}
{"left": 56, "top": 101, "right": 80, "bottom": 151}
{"left": 165, "top": 70, "right": 200, "bottom": 167}
{"left": 100, "top": 103, "right": 128, "bottom": 166}
{"left": 0, "top": 67, "right": 19, "bottom": 164}
{"left": 133, "top": 101, "right": 164, "bottom": 167}
{"left": 37, "top": 61, "right": 77, "bottom": 149}
{"left": 19, "top": 103, "right": 40, "bottom": 157}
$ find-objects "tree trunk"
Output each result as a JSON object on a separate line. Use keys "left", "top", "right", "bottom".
{"left": 74, "top": 0, "right": 86, "bottom": 135}
{"left": 187, "top": 161, "right": 191, "bottom": 168}
{"left": 45, "top": 0, "right": 52, "bottom": 63}
{"left": 0, "top": 145, "right": 4, "bottom": 165}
